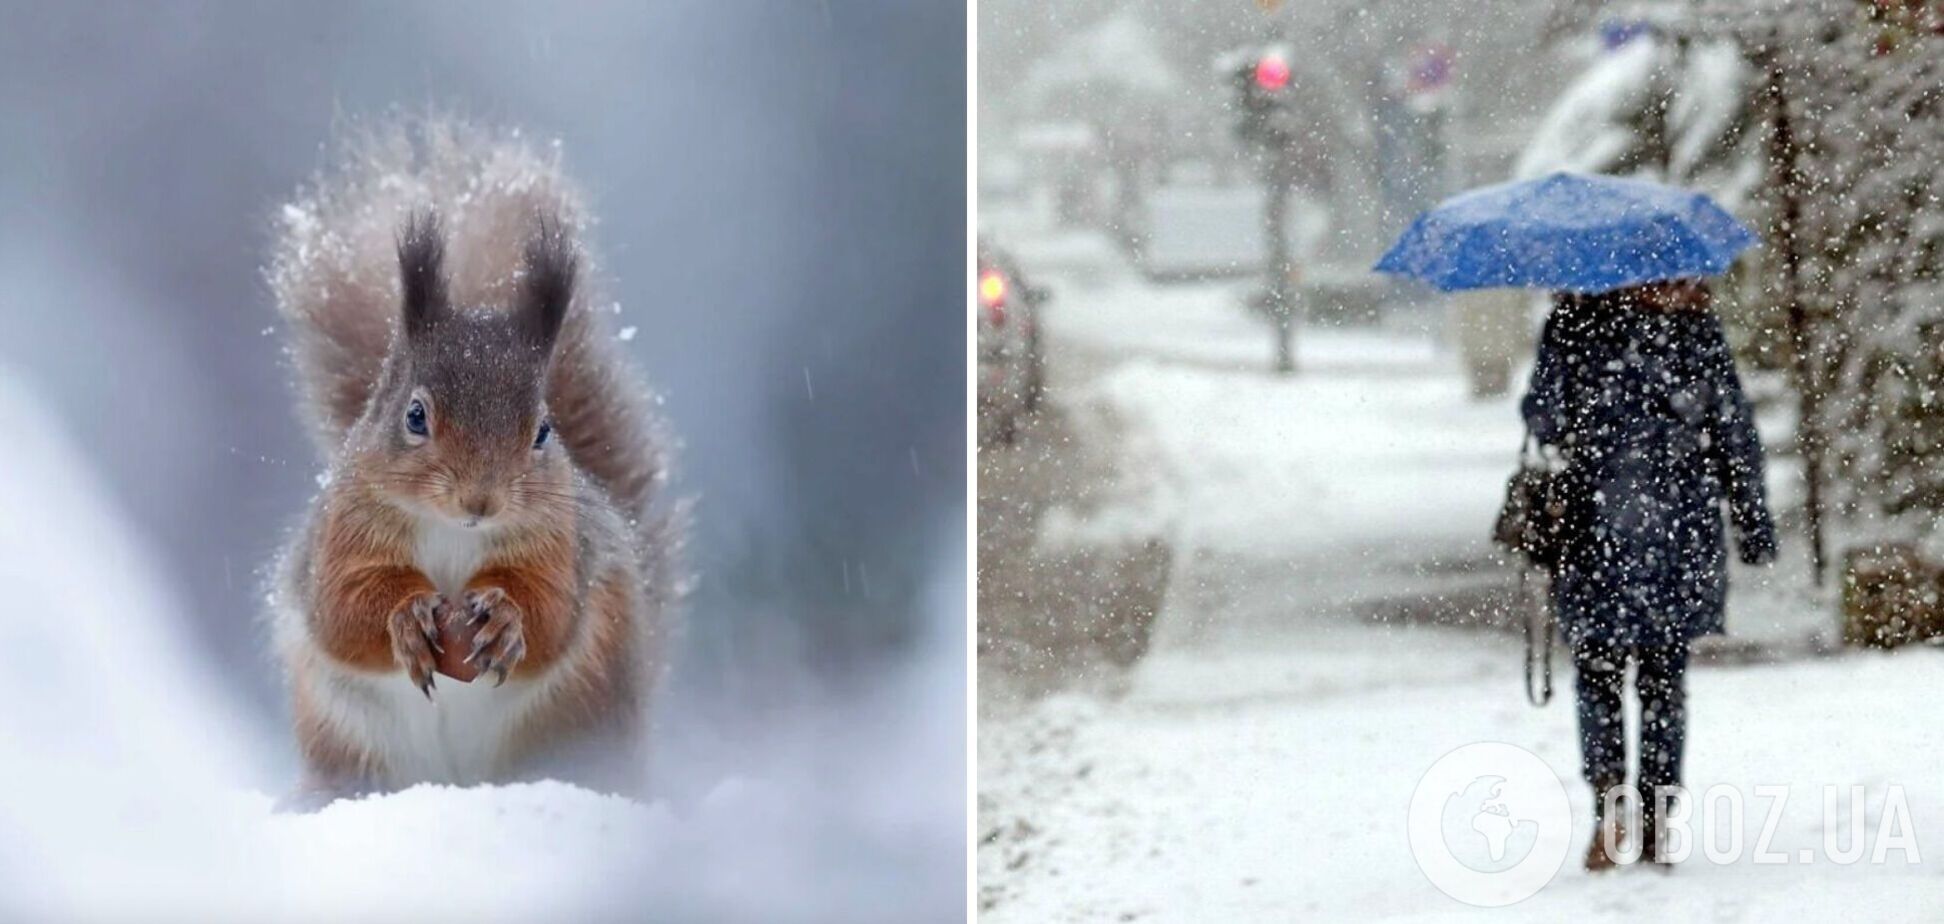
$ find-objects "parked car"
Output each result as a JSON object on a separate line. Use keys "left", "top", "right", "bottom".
{"left": 975, "top": 240, "right": 1049, "bottom": 444}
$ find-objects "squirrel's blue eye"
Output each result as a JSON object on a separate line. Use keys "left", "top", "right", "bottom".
{"left": 404, "top": 399, "right": 429, "bottom": 437}
{"left": 534, "top": 420, "right": 552, "bottom": 449}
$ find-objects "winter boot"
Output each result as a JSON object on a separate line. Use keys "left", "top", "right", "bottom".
{"left": 1584, "top": 792, "right": 1628, "bottom": 872}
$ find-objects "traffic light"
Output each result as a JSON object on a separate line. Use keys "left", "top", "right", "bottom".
{"left": 1221, "top": 43, "right": 1306, "bottom": 373}
{"left": 1231, "top": 45, "right": 1297, "bottom": 149}
{"left": 1254, "top": 53, "right": 1290, "bottom": 92}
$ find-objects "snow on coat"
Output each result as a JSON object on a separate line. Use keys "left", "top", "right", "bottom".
{"left": 1522, "top": 292, "right": 1777, "bottom": 650}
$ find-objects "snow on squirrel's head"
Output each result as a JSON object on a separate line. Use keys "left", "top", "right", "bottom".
{"left": 357, "top": 208, "right": 578, "bottom": 531}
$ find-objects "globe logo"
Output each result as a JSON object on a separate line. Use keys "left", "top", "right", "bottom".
{"left": 1408, "top": 743, "right": 1572, "bottom": 907}
{"left": 1441, "top": 775, "right": 1541, "bottom": 872}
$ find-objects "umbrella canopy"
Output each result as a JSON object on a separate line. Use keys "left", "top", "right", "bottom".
{"left": 1372, "top": 172, "right": 1759, "bottom": 293}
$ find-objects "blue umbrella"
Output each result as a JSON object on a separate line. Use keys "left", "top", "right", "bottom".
{"left": 1373, "top": 172, "right": 1759, "bottom": 293}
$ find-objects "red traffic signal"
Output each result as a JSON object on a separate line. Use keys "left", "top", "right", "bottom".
{"left": 1254, "top": 53, "right": 1290, "bottom": 91}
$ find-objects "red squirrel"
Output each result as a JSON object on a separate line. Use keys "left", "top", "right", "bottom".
{"left": 266, "top": 120, "right": 680, "bottom": 799}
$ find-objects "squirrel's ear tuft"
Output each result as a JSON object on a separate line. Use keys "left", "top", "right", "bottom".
{"left": 520, "top": 214, "right": 577, "bottom": 350}
{"left": 397, "top": 210, "right": 448, "bottom": 340}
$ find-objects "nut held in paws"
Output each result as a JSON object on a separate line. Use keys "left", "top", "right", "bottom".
{"left": 434, "top": 604, "right": 482, "bottom": 683}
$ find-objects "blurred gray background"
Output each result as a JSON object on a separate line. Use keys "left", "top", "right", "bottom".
{"left": 0, "top": 0, "right": 965, "bottom": 777}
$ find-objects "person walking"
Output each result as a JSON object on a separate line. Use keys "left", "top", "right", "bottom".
{"left": 1521, "top": 279, "right": 1777, "bottom": 870}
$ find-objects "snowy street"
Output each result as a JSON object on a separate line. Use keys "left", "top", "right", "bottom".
{"left": 975, "top": 226, "right": 1944, "bottom": 922}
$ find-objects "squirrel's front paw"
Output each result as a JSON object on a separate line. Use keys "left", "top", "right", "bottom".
{"left": 388, "top": 592, "right": 445, "bottom": 699}
{"left": 462, "top": 587, "right": 527, "bottom": 687}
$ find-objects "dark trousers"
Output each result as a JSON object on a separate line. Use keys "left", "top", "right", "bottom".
{"left": 1573, "top": 637, "right": 1689, "bottom": 819}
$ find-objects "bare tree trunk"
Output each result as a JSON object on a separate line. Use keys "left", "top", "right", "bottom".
{"left": 1763, "top": 54, "right": 1828, "bottom": 585}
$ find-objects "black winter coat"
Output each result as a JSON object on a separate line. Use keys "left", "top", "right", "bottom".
{"left": 1522, "top": 294, "right": 1776, "bottom": 651}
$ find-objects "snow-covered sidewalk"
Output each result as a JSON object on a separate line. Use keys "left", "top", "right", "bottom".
{"left": 981, "top": 642, "right": 1944, "bottom": 922}
{"left": 978, "top": 230, "right": 1941, "bottom": 921}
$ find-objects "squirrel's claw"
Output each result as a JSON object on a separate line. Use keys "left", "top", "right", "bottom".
{"left": 412, "top": 596, "right": 444, "bottom": 656}
{"left": 465, "top": 586, "right": 507, "bottom": 626}
{"left": 389, "top": 592, "right": 446, "bottom": 702}
{"left": 472, "top": 635, "right": 525, "bottom": 687}
{"left": 460, "top": 587, "right": 527, "bottom": 685}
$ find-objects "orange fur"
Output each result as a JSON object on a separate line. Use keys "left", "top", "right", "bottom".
{"left": 465, "top": 559, "right": 576, "bottom": 678}
{"left": 306, "top": 479, "right": 582, "bottom": 679}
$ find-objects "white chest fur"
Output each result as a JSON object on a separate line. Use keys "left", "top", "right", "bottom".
{"left": 413, "top": 516, "right": 490, "bottom": 596}
{"left": 356, "top": 667, "right": 533, "bottom": 785}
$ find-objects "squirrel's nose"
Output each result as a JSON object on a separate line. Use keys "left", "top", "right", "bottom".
{"left": 460, "top": 492, "right": 503, "bottom": 522}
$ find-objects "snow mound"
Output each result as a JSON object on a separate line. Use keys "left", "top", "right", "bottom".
{"left": 8, "top": 773, "right": 879, "bottom": 923}
{"left": 0, "top": 371, "right": 255, "bottom": 785}
{"left": 1078, "top": 348, "right": 1519, "bottom": 562}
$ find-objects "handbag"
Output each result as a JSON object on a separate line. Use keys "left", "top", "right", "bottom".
{"left": 1492, "top": 431, "right": 1568, "bottom": 572}
{"left": 1493, "top": 429, "right": 1562, "bottom": 706}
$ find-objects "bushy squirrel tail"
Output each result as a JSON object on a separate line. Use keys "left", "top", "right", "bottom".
{"left": 267, "top": 116, "right": 679, "bottom": 547}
